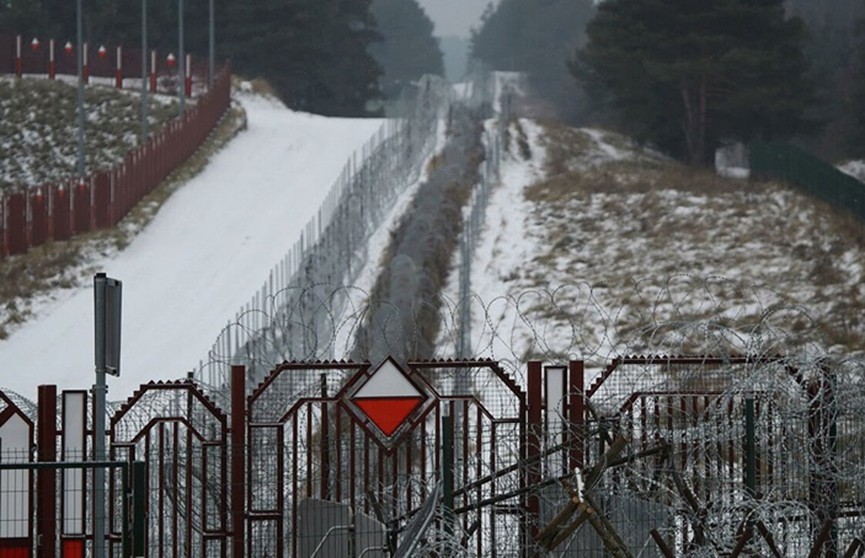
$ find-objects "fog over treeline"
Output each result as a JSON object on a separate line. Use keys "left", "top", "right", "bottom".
{"left": 2, "top": 0, "right": 864, "bottom": 162}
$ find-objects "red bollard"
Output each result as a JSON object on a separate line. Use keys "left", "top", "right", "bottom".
{"left": 15, "top": 35, "right": 22, "bottom": 77}
{"left": 150, "top": 50, "right": 157, "bottom": 93}
{"left": 83, "top": 43, "right": 90, "bottom": 84}
{"left": 49, "top": 39, "right": 55, "bottom": 79}
{"left": 185, "top": 54, "right": 192, "bottom": 97}
{"left": 115, "top": 45, "right": 123, "bottom": 89}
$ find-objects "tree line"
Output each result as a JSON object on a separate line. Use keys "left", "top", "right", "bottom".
{"left": 470, "top": 0, "right": 865, "bottom": 167}
{"left": 0, "top": 0, "right": 444, "bottom": 117}
{"left": 4, "top": 0, "right": 863, "bottom": 167}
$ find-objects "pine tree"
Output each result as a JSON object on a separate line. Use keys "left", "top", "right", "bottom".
{"left": 369, "top": 0, "right": 443, "bottom": 99}
{"left": 470, "top": 0, "right": 595, "bottom": 123}
{"left": 575, "top": 0, "right": 815, "bottom": 166}
{"left": 222, "top": 0, "right": 381, "bottom": 116}
{"left": 786, "top": 0, "right": 865, "bottom": 158}
{"left": 849, "top": 17, "right": 865, "bottom": 154}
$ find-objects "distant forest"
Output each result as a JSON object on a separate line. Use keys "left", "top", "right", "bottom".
{"left": 0, "top": 0, "right": 443, "bottom": 117}
{"left": 2, "top": 0, "right": 864, "bottom": 163}
{"left": 470, "top": 0, "right": 865, "bottom": 165}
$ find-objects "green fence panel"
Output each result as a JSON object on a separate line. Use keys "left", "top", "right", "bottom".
{"left": 749, "top": 141, "right": 865, "bottom": 221}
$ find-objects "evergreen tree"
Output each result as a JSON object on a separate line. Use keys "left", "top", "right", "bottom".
{"left": 850, "top": 18, "right": 865, "bottom": 155}
{"left": 369, "top": 0, "right": 443, "bottom": 99}
{"left": 222, "top": 0, "right": 381, "bottom": 116}
{"left": 0, "top": 0, "right": 46, "bottom": 36}
{"left": 574, "top": 0, "right": 815, "bottom": 167}
{"left": 785, "top": 0, "right": 865, "bottom": 158}
{"left": 470, "top": 0, "right": 595, "bottom": 123}
{"left": 0, "top": 0, "right": 383, "bottom": 116}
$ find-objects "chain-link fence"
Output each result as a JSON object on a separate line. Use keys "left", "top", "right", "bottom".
{"left": 749, "top": 141, "right": 865, "bottom": 222}
{"left": 194, "top": 74, "right": 456, "bottom": 398}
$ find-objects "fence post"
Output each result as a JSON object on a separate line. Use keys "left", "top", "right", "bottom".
{"left": 231, "top": 365, "right": 246, "bottom": 558}
{"left": 526, "top": 361, "right": 543, "bottom": 554}
{"left": 568, "top": 360, "right": 585, "bottom": 472}
{"left": 442, "top": 413, "right": 454, "bottom": 531}
{"left": 131, "top": 461, "right": 146, "bottom": 557}
{"left": 37, "top": 385, "right": 58, "bottom": 558}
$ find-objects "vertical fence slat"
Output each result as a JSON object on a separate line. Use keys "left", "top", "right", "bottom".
{"left": 6, "top": 193, "right": 27, "bottom": 255}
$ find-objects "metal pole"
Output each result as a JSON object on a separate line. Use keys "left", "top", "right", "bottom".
{"left": 209, "top": 0, "right": 215, "bottom": 88}
{"left": 76, "top": 0, "right": 86, "bottom": 178}
{"left": 178, "top": 0, "right": 185, "bottom": 117}
{"left": 141, "top": 0, "right": 149, "bottom": 140}
{"left": 93, "top": 273, "right": 108, "bottom": 558}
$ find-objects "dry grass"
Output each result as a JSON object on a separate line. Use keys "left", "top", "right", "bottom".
{"left": 505, "top": 121, "right": 865, "bottom": 356}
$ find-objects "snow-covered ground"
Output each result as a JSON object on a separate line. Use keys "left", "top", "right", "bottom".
{"left": 839, "top": 159, "right": 865, "bottom": 183}
{"left": 3, "top": 79, "right": 864, "bottom": 405}
{"left": 439, "top": 117, "right": 865, "bottom": 381}
{"left": 0, "top": 90, "right": 382, "bottom": 401}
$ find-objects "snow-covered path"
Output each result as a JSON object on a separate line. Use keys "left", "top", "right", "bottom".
{"left": 0, "top": 92, "right": 382, "bottom": 401}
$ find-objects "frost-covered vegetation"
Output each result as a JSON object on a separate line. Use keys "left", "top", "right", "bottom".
{"left": 0, "top": 76, "right": 178, "bottom": 191}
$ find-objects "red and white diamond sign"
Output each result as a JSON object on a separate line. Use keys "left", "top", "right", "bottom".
{"left": 352, "top": 359, "right": 425, "bottom": 437}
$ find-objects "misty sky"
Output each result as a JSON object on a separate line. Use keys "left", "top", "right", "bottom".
{"left": 416, "top": 0, "right": 491, "bottom": 38}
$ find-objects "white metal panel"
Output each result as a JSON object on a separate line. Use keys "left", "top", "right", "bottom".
{"left": 0, "top": 411, "right": 31, "bottom": 538}
{"left": 62, "top": 391, "right": 86, "bottom": 535}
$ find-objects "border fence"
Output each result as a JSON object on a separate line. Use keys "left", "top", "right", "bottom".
{"left": 749, "top": 141, "right": 865, "bottom": 222}
{"left": 194, "top": 74, "right": 460, "bottom": 395}
{"left": 0, "top": 60, "right": 231, "bottom": 259}
{"left": 0, "top": 353, "right": 862, "bottom": 556}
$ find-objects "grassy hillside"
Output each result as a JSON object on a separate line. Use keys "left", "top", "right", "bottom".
{"left": 0, "top": 76, "right": 179, "bottom": 191}
{"left": 456, "top": 118, "right": 865, "bottom": 364}
{"left": 0, "top": 77, "right": 247, "bottom": 339}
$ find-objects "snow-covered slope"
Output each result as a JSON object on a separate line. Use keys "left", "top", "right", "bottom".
{"left": 439, "top": 118, "right": 865, "bottom": 376}
{"left": 0, "top": 91, "right": 382, "bottom": 401}
{"left": 3, "top": 80, "right": 863, "bottom": 404}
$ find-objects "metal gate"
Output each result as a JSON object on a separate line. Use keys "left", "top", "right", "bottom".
{"left": 245, "top": 357, "right": 542, "bottom": 557}
{"left": 109, "top": 380, "right": 231, "bottom": 557}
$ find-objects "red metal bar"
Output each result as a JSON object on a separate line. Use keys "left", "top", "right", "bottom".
{"left": 29, "top": 188, "right": 48, "bottom": 249}
{"left": 306, "top": 405, "right": 313, "bottom": 498}
{"left": 52, "top": 183, "right": 71, "bottom": 241}
{"left": 230, "top": 365, "right": 246, "bottom": 558}
{"left": 569, "top": 360, "right": 584, "bottom": 471}
{"left": 335, "top": 404, "right": 342, "bottom": 501}
{"left": 93, "top": 173, "right": 111, "bottom": 229}
{"left": 526, "top": 361, "right": 542, "bottom": 545}
{"left": 5, "top": 193, "right": 26, "bottom": 255}
{"left": 37, "top": 385, "right": 58, "bottom": 558}
{"left": 476, "top": 404, "right": 483, "bottom": 556}
{"left": 72, "top": 180, "right": 90, "bottom": 235}
{"left": 291, "top": 413, "right": 298, "bottom": 557}
{"left": 185, "top": 54, "right": 192, "bottom": 97}
{"left": 349, "top": 420, "right": 356, "bottom": 513}
{"left": 150, "top": 50, "right": 157, "bottom": 93}
{"left": 1, "top": 194, "right": 6, "bottom": 258}
{"left": 158, "top": 423, "right": 165, "bottom": 557}
{"left": 321, "top": 398, "right": 329, "bottom": 500}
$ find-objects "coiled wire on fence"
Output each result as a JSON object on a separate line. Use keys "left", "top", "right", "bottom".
{"left": 195, "top": 74, "right": 460, "bottom": 399}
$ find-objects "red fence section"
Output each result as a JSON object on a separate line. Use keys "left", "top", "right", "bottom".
{"left": 0, "top": 34, "right": 210, "bottom": 91}
{"left": 0, "top": 62, "right": 232, "bottom": 259}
